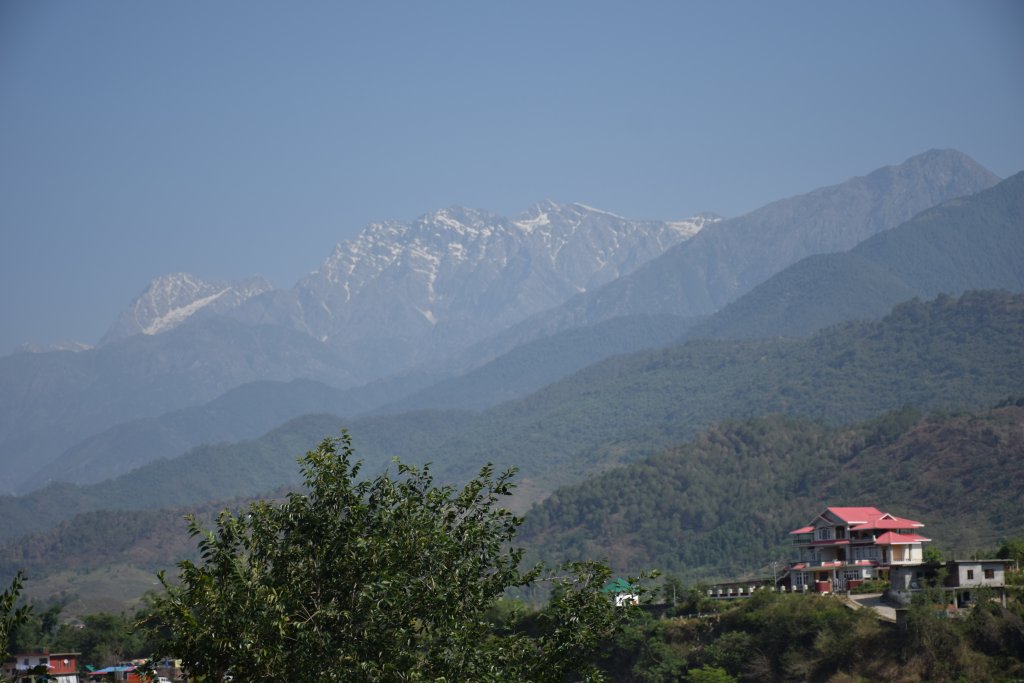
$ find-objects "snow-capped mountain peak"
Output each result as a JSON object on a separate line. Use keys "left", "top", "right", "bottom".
{"left": 279, "top": 201, "right": 711, "bottom": 373}
{"left": 99, "top": 201, "right": 713, "bottom": 380}
{"left": 100, "top": 272, "right": 274, "bottom": 345}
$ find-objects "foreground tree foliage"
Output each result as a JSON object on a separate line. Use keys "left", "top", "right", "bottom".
{"left": 148, "top": 432, "right": 628, "bottom": 682}
{"left": 1, "top": 571, "right": 30, "bottom": 664}
{"left": 594, "top": 589, "right": 1024, "bottom": 683}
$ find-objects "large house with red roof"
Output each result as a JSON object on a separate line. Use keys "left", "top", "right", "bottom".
{"left": 784, "top": 506, "right": 931, "bottom": 593}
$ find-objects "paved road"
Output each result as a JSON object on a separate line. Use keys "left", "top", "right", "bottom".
{"left": 847, "top": 592, "right": 897, "bottom": 622}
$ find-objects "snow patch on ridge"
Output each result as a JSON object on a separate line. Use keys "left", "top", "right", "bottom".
{"left": 514, "top": 211, "right": 551, "bottom": 233}
{"left": 141, "top": 288, "right": 231, "bottom": 335}
{"left": 572, "top": 203, "right": 626, "bottom": 219}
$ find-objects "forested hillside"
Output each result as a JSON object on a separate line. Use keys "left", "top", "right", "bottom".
{"left": 1, "top": 290, "right": 1021, "bottom": 543}
{"left": 519, "top": 403, "right": 1024, "bottom": 580}
{"left": 5, "top": 402, "right": 1023, "bottom": 619}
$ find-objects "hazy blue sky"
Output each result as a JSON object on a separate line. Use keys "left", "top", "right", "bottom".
{"left": 2, "top": 1, "right": 1022, "bottom": 353}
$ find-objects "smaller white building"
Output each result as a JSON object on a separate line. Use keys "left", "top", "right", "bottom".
{"left": 889, "top": 559, "right": 1011, "bottom": 607}
{"left": 946, "top": 559, "right": 1008, "bottom": 589}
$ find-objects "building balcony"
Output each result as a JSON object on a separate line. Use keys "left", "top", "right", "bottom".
{"left": 789, "top": 559, "right": 879, "bottom": 571}
{"left": 793, "top": 535, "right": 881, "bottom": 547}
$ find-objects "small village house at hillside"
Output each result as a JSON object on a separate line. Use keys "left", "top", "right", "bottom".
{"left": 2, "top": 650, "right": 80, "bottom": 683}
{"left": 85, "top": 664, "right": 148, "bottom": 682}
{"left": 890, "top": 558, "right": 1012, "bottom": 607}
{"left": 942, "top": 559, "right": 1011, "bottom": 607}
{"left": 784, "top": 507, "right": 931, "bottom": 593}
{"left": 602, "top": 578, "right": 640, "bottom": 606}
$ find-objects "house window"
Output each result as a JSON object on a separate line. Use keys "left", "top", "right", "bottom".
{"left": 816, "top": 527, "right": 834, "bottom": 541}
{"left": 967, "top": 569, "right": 975, "bottom": 580}
{"left": 853, "top": 546, "right": 880, "bottom": 561}
{"left": 984, "top": 569, "right": 995, "bottom": 579}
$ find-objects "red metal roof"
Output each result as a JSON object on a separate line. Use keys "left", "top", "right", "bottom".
{"left": 792, "top": 507, "right": 927, "bottom": 536}
{"left": 851, "top": 516, "right": 923, "bottom": 530}
{"left": 825, "top": 507, "right": 884, "bottom": 523}
{"left": 875, "top": 531, "right": 931, "bottom": 544}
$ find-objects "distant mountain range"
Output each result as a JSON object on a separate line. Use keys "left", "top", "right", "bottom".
{"left": 0, "top": 149, "right": 1007, "bottom": 494}
{"left": 100, "top": 202, "right": 715, "bottom": 380}
{"left": 690, "top": 170, "right": 1024, "bottom": 340}
{"left": 2, "top": 147, "right": 1021, "bottom": 623}
{"left": 365, "top": 167, "right": 1024, "bottom": 415}
{"left": 0, "top": 317, "right": 355, "bottom": 492}
{"left": 3, "top": 289, "right": 1022, "bottom": 544}
{"left": 0, "top": 203, "right": 711, "bottom": 492}
{"left": 455, "top": 149, "right": 1000, "bottom": 366}
{"left": 1, "top": 145, "right": 1022, "bottom": 619}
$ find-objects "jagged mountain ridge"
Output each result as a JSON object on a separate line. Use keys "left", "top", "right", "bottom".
{"left": 227, "top": 202, "right": 714, "bottom": 377}
{"left": 100, "top": 202, "right": 713, "bottom": 382}
{"left": 454, "top": 149, "right": 1001, "bottom": 368}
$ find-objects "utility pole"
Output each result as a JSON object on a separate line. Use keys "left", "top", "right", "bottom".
{"left": 769, "top": 559, "right": 780, "bottom": 588}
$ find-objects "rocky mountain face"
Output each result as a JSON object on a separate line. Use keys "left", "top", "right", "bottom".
{"left": 99, "top": 202, "right": 713, "bottom": 383}
{"left": 462, "top": 149, "right": 1001, "bottom": 365}
{"left": 101, "top": 273, "right": 274, "bottom": 344}
{"left": 225, "top": 202, "right": 714, "bottom": 379}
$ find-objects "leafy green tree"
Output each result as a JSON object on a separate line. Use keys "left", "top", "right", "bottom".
{"left": 1, "top": 571, "right": 30, "bottom": 664}
{"left": 686, "top": 666, "right": 736, "bottom": 683}
{"left": 923, "top": 545, "right": 944, "bottom": 564}
{"left": 659, "top": 574, "right": 686, "bottom": 605}
{"left": 56, "top": 613, "right": 145, "bottom": 667}
{"left": 997, "top": 538, "right": 1024, "bottom": 569}
{"left": 148, "top": 432, "right": 629, "bottom": 682}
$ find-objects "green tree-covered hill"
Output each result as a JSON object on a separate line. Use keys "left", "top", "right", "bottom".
{"left": 519, "top": 403, "right": 1024, "bottom": 581}
{"left": 5, "top": 403, "right": 1023, "bottom": 618}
